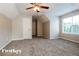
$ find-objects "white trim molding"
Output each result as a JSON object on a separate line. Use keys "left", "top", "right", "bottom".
{"left": 0, "top": 40, "right": 12, "bottom": 50}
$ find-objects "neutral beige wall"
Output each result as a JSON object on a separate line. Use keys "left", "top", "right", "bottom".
{"left": 43, "top": 21, "right": 50, "bottom": 38}
{"left": 23, "top": 16, "right": 32, "bottom": 39}
{"left": 59, "top": 10, "right": 79, "bottom": 43}
{"left": 12, "top": 16, "right": 23, "bottom": 40}
{"left": 37, "top": 20, "right": 43, "bottom": 37}
{"left": 49, "top": 16, "right": 59, "bottom": 39}
{"left": 32, "top": 20, "right": 36, "bottom": 36}
{"left": 12, "top": 16, "right": 32, "bottom": 40}
{"left": 0, "top": 14, "right": 12, "bottom": 49}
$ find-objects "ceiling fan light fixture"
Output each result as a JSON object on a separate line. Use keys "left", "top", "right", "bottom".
{"left": 26, "top": 3, "right": 49, "bottom": 12}
{"left": 33, "top": 6, "right": 40, "bottom": 12}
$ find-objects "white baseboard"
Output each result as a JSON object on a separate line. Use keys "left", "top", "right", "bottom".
{"left": 0, "top": 38, "right": 31, "bottom": 50}
{"left": 12, "top": 37, "right": 31, "bottom": 40}
{"left": 0, "top": 40, "right": 12, "bottom": 50}
{"left": 12, "top": 38, "right": 24, "bottom": 40}
{"left": 50, "top": 36, "right": 59, "bottom": 40}
{"left": 60, "top": 37, "right": 79, "bottom": 43}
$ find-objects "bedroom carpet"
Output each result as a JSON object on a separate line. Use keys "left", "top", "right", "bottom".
{"left": 0, "top": 38, "right": 79, "bottom": 56}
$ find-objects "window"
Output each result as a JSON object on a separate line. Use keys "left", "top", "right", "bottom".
{"left": 62, "top": 15, "right": 79, "bottom": 34}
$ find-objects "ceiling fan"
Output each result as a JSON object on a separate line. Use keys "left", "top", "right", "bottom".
{"left": 26, "top": 3, "right": 49, "bottom": 12}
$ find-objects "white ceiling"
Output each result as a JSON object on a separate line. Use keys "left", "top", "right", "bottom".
{"left": 0, "top": 3, "right": 79, "bottom": 20}
{"left": 15, "top": 3, "right": 79, "bottom": 16}
{"left": 0, "top": 3, "right": 20, "bottom": 20}
{"left": 53, "top": 3, "right": 79, "bottom": 16}
{"left": 15, "top": 3, "right": 53, "bottom": 16}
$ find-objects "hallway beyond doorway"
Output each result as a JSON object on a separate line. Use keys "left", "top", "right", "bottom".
{"left": 32, "top": 15, "right": 50, "bottom": 39}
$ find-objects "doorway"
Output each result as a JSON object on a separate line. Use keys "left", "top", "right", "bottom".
{"left": 32, "top": 15, "right": 50, "bottom": 39}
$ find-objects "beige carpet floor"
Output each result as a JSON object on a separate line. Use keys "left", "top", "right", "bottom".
{"left": 0, "top": 38, "right": 79, "bottom": 56}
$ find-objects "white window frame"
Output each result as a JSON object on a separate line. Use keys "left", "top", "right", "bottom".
{"left": 62, "top": 15, "right": 79, "bottom": 35}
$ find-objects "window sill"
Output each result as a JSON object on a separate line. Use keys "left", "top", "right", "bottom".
{"left": 62, "top": 32, "right": 79, "bottom": 35}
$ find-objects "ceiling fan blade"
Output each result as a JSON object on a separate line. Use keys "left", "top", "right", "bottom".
{"left": 40, "top": 6, "right": 49, "bottom": 9}
{"left": 26, "top": 7, "right": 33, "bottom": 10}
{"left": 30, "top": 3, "right": 35, "bottom": 5}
